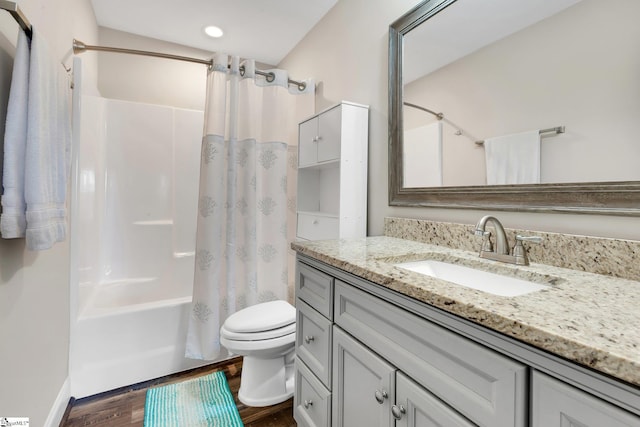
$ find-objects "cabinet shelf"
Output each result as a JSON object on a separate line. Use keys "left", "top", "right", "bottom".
{"left": 298, "top": 159, "right": 340, "bottom": 171}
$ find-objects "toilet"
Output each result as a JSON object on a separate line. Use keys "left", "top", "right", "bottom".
{"left": 220, "top": 300, "right": 296, "bottom": 407}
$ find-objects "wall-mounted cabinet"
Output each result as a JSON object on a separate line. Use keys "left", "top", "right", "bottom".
{"left": 296, "top": 102, "right": 368, "bottom": 241}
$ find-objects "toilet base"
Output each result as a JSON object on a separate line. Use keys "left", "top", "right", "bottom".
{"left": 237, "top": 353, "right": 295, "bottom": 407}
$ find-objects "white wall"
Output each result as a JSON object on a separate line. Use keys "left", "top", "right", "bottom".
{"left": 96, "top": 27, "right": 278, "bottom": 111}
{"left": 97, "top": 27, "right": 211, "bottom": 111}
{"left": 0, "top": 0, "right": 98, "bottom": 425}
{"left": 279, "top": 0, "right": 640, "bottom": 241}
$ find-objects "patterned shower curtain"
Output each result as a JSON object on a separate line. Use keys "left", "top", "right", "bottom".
{"left": 186, "top": 54, "right": 314, "bottom": 360}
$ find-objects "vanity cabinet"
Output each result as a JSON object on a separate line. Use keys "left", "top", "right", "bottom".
{"left": 294, "top": 255, "right": 640, "bottom": 427}
{"left": 296, "top": 102, "right": 368, "bottom": 241}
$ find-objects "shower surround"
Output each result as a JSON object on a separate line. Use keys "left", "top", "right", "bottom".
{"left": 69, "top": 78, "right": 218, "bottom": 397}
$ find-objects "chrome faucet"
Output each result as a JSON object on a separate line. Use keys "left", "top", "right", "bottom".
{"left": 473, "top": 215, "right": 542, "bottom": 265}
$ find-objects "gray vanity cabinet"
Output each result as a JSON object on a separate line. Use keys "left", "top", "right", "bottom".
{"left": 294, "top": 256, "right": 640, "bottom": 427}
{"left": 531, "top": 371, "right": 640, "bottom": 427}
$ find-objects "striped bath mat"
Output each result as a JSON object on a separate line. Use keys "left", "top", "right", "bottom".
{"left": 144, "top": 371, "right": 244, "bottom": 427}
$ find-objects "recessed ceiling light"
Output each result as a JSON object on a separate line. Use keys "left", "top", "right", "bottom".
{"left": 204, "top": 25, "right": 224, "bottom": 38}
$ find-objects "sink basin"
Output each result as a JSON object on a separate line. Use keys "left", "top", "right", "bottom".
{"left": 395, "top": 260, "right": 550, "bottom": 297}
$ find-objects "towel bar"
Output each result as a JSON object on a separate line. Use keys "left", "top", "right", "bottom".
{"left": 475, "top": 126, "right": 565, "bottom": 145}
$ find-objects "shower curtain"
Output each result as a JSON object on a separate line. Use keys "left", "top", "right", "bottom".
{"left": 186, "top": 53, "right": 314, "bottom": 360}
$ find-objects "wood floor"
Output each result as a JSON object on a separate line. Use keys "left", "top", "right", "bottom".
{"left": 61, "top": 357, "right": 296, "bottom": 426}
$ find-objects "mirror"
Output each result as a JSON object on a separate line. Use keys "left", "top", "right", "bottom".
{"left": 389, "top": 0, "right": 640, "bottom": 214}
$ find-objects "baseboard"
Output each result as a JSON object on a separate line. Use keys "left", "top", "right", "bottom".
{"left": 44, "top": 376, "right": 71, "bottom": 427}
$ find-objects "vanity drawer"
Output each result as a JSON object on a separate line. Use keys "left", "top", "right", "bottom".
{"left": 296, "top": 261, "right": 334, "bottom": 320}
{"left": 297, "top": 298, "right": 333, "bottom": 388}
{"left": 297, "top": 213, "right": 339, "bottom": 241}
{"left": 334, "top": 280, "right": 527, "bottom": 427}
{"left": 294, "top": 357, "right": 331, "bottom": 427}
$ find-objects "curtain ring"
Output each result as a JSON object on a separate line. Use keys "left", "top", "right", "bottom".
{"left": 239, "top": 65, "right": 245, "bottom": 76}
{"left": 266, "top": 72, "right": 275, "bottom": 83}
{"left": 297, "top": 82, "right": 307, "bottom": 91}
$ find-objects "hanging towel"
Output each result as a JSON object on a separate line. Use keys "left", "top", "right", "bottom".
{"left": 23, "top": 30, "right": 72, "bottom": 250}
{"left": 484, "top": 130, "right": 540, "bottom": 185}
{"left": 403, "top": 122, "right": 442, "bottom": 187}
{"left": 0, "top": 30, "right": 31, "bottom": 238}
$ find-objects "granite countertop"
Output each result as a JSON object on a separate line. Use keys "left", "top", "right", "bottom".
{"left": 292, "top": 236, "right": 640, "bottom": 387}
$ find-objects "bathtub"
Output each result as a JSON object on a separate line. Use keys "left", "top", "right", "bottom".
{"left": 71, "top": 279, "right": 211, "bottom": 398}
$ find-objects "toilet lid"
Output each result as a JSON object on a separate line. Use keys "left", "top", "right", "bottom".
{"left": 221, "top": 322, "right": 296, "bottom": 341}
{"left": 224, "top": 300, "right": 296, "bottom": 334}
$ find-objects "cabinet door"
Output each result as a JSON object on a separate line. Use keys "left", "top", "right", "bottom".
{"left": 316, "top": 105, "right": 341, "bottom": 163}
{"left": 395, "top": 372, "right": 476, "bottom": 427}
{"left": 332, "top": 326, "right": 396, "bottom": 427}
{"left": 531, "top": 371, "right": 640, "bottom": 427}
{"left": 299, "top": 117, "right": 319, "bottom": 167}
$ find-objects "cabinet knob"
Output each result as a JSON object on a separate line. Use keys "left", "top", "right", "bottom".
{"left": 374, "top": 389, "right": 388, "bottom": 404}
{"left": 304, "top": 335, "right": 315, "bottom": 344}
{"left": 304, "top": 399, "right": 313, "bottom": 409}
{"left": 391, "top": 405, "right": 406, "bottom": 420}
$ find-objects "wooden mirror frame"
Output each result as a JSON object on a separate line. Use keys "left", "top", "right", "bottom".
{"left": 388, "top": 0, "right": 640, "bottom": 215}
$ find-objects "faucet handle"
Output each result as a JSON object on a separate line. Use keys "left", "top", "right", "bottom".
{"left": 515, "top": 235, "right": 543, "bottom": 244}
{"left": 512, "top": 235, "right": 542, "bottom": 265}
{"left": 480, "top": 231, "right": 493, "bottom": 252}
{"left": 472, "top": 229, "right": 494, "bottom": 252}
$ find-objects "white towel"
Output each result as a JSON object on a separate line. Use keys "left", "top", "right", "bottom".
{"left": 23, "top": 30, "right": 72, "bottom": 250}
{"left": 403, "top": 122, "right": 442, "bottom": 187}
{"left": 484, "top": 130, "right": 540, "bottom": 185}
{"left": 0, "top": 30, "right": 30, "bottom": 238}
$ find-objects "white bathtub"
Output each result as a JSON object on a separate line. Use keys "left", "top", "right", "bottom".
{"left": 71, "top": 279, "right": 211, "bottom": 398}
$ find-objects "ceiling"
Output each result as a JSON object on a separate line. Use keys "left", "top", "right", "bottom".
{"left": 90, "top": 0, "right": 338, "bottom": 66}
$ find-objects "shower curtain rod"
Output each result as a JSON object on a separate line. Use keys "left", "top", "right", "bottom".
{"left": 72, "top": 39, "right": 308, "bottom": 91}
{"left": 0, "top": 0, "right": 32, "bottom": 39}
{"left": 404, "top": 102, "right": 443, "bottom": 120}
